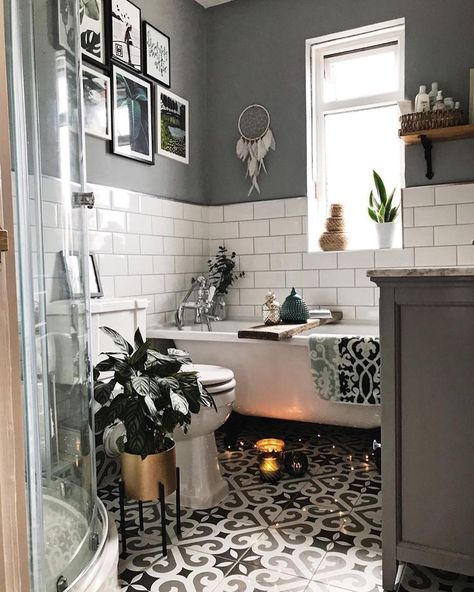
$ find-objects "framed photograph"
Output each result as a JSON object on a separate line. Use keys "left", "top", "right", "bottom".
{"left": 158, "top": 89, "right": 189, "bottom": 164}
{"left": 80, "top": 0, "right": 107, "bottom": 67}
{"left": 61, "top": 252, "right": 103, "bottom": 299}
{"left": 470, "top": 68, "right": 474, "bottom": 125}
{"left": 111, "top": 0, "right": 141, "bottom": 72}
{"left": 111, "top": 64, "right": 153, "bottom": 163}
{"left": 57, "top": 0, "right": 76, "bottom": 54}
{"left": 88, "top": 253, "right": 104, "bottom": 298}
{"left": 143, "top": 21, "right": 170, "bottom": 87}
{"left": 82, "top": 66, "right": 112, "bottom": 139}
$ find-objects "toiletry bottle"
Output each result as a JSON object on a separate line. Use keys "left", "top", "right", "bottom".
{"left": 433, "top": 90, "right": 447, "bottom": 111}
{"left": 455, "top": 101, "right": 461, "bottom": 110}
{"left": 428, "top": 82, "right": 439, "bottom": 109}
{"left": 444, "top": 97, "right": 454, "bottom": 110}
{"left": 415, "top": 85, "right": 430, "bottom": 113}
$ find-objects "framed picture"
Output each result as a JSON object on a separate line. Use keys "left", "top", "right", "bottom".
{"left": 61, "top": 252, "right": 103, "bottom": 299}
{"left": 111, "top": 0, "right": 141, "bottom": 72}
{"left": 470, "top": 68, "right": 474, "bottom": 125}
{"left": 143, "top": 21, "right": 170, "bottom": 88}
{"left": 80, "top": 0, "right": 107, "bottom": 67}
{"left": 82, "top": 66, "right": 111, "bottom": 139}
{"left": 158, "top": 89, "right": 189, "bottom": 164}
{"left": 111, "top": 64, "right": 153, "bottom": 163}
{"left": 88, "top": 253, "right": 104, "bottom": 298}
{"left": 57, "top": 0, "right": 76, "bottom": 54}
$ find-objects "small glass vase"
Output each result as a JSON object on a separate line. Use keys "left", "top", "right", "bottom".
{"left": 213, "top": 293, "right": 227, "bottom": 320}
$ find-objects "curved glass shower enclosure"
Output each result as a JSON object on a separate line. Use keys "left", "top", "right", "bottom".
{"left": 5, "top": 0, "right": 107, "bottom": 589}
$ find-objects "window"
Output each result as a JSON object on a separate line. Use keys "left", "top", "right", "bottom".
{"left": 307, "top": 20, "right": 405, "bottom": 251}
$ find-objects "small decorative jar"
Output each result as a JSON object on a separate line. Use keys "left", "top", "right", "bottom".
{"left": 280, "top": 288, "right": 309, "bottom": 324}
{"left": 262, "top": 291, "right": 280, "bottom": 325}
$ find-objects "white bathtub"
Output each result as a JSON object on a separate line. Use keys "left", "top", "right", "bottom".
{"left": 148, "top": 319, "right": 381, "bottom": 429}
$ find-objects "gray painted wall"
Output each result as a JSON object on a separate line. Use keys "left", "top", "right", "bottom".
{"left": 86, "top": 0, "right": 208, "bottom": 204}
{"left": 206, "top": 0, "right": 474, "bottom": 204}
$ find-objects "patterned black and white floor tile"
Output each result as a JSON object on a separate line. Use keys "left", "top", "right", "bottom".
{"left": 99, "top": 418, "right": 473, "bottom": 592}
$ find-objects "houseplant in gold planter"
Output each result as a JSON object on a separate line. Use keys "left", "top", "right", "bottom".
{"left": 94, "top": 327, "right": 215, "bottom": 501}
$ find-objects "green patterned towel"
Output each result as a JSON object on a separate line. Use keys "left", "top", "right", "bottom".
{"left": 308, "top": 334, "right": 381, "bottom": 405}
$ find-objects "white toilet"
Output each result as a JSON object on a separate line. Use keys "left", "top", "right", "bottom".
{"left": 174, "top": 364, "right": 235, "bottom": 509}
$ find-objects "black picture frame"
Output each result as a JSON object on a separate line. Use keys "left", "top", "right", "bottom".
{"left": 111, "top": 64, "right": 154, "bottom": 164}
{"left": 61, "top": 252, "right": 103, "bottom": 299}
{"left": 81, "top": 0, "right": 110, "bottom": 70}
{"left": 110, "top": 0, "right": 142, "bottom": 73}
{"left": 142, "top": 21, "right": 171, "bottom": 88}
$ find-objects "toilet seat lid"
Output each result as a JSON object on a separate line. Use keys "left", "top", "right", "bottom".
{"left": 183, "top": 364, "right": 235, "bottom": 386}
{"left": 205, "top": 377, "right": 236, "bottom": 395}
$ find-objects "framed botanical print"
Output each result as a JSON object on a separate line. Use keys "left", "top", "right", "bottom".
{"left": 80, "top": 0, "right": 107, "bottom": 67}
{"left": 143, "top": 21, "right": 170, "bottom": 88}
{"left": 112, "top": 65, "right": 153, "bottom": 163}
{"left": 82, "top": 65, "right": 111, "bottom": 139}
{"left": 57, "top": 0, "right": 76, "bottom": 54}
{"left": 111, "top": 0, "right": 141, "bottom": 72}
{"left": 158, "top": 89, "right": 189, "bottom": 164}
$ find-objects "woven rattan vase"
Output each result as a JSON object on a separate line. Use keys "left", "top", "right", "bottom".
{"left": 319, "top": 203, "right": 348, "bottom": 251}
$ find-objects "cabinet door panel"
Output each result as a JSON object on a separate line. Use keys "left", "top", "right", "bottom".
{"left": 399, "top": 304, "right": 474, "bottom": 555}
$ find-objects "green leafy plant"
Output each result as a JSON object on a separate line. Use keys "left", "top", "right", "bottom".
{"left": 368, "top": 170, "right": 399, "bottom": 223}
{"left": 207, "top": 245, "right": 245, "bottom": 295}
{"left": 94, "top": 327, "right": 215, "bottom": 459}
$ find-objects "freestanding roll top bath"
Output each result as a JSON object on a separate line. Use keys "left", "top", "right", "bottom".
{"left": 149, "top": 320, "right": 381, "bottom": 429}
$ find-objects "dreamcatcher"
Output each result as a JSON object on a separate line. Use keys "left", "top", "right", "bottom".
{"left": 236, "top": 104, "right": 276, "bottom": 196}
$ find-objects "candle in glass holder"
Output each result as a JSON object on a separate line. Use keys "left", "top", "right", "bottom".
{"left": 256, "top": 438, "right": 285, "bottom": 483}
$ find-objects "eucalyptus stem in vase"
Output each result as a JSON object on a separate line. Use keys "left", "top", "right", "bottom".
{"left": 207, "top": 246, "right": 245, "bottom": 320}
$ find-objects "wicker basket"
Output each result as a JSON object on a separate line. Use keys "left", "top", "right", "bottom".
{"left": 326, "top": 217, "right": 345, "bottom": 232}
{"left": 319, "top": 231, "right": 347, "bottom": 252}
{"left": 399, "top": 109, "right": 463, "bottom": 135}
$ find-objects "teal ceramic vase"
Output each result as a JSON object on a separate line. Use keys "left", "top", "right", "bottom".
{"left": 280, "top": 288, "right": 309, "bottom": 324}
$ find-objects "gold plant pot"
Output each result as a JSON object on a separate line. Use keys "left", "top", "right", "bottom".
{"left": 121, "top": 445, "right": 177, "bottom": 501}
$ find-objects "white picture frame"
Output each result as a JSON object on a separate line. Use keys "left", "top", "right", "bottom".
{"left": 82, "top": 65, "right": 112, "bottom": 140}
{"left": 158, "top": 88, "right": 189, "bottom": 164}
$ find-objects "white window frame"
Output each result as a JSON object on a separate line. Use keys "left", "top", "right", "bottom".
{"left": 306, "top": 19, "right": 405, "bottom": 251}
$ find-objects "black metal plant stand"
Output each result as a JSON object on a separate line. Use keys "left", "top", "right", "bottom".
{"left": 118, "top": 466, "right": 182, "bottom": 557}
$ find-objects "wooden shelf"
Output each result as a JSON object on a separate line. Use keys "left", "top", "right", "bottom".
{"left": 400, "top": 124, "right": 474, "bottom": 145}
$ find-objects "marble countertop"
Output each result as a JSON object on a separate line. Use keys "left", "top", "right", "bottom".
{"left": 367, "top": 267, "right": 474, "bottom": 278}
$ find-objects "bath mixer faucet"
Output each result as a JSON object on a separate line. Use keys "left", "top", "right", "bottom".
{"left": 175, "top": 276, "right": 218, "bottom": 331}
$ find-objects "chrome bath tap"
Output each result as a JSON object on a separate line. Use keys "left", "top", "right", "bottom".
{"left": 175, "top": 276, "right": 218, "bottom": 331}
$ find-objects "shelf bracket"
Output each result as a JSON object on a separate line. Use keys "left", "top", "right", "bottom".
{"left": 420, "top": 134, "right": 434, "bottom": 180}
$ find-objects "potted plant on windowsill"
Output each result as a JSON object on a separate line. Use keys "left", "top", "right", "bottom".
{"left": 207, "top": 245, "right": 245, "bottom": 320}
{"left": 94, "top": 327, "right": 215, "bottom": 501}
{"left": 368, "top": 170, "right": 400, "bottom": 249}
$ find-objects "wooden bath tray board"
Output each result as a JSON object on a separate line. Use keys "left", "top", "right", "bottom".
{"left": 238, "top": 312, "right": 343, "bottom": 341}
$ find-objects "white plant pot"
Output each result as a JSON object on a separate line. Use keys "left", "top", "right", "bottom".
{"left": 375, "top": 222, "right": 397, "bottom": 249}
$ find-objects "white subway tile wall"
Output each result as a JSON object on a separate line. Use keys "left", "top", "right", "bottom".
{"left": 40, "top": 179, "right": 474, "bottom": 326}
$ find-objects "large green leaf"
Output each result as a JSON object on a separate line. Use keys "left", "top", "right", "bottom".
{"left": 100, "top": 326, "right": 133, "bottom": 355}
{"left": 131, "top": 375, "right": 150, "bottom": 397}
{"left": 129, "top": 342, "right": 148, "bottom": 368}
{"left": 373, "top": 170, "right": 387, "bottom": 205}
{"left": 94, "top": 380, "right": 116, "bottom": 405}
{"left": 170, "top": 391, "right": 189, "bottom": 416}
{"left": 134, "top": 328, "right": 144, "bottom": 348}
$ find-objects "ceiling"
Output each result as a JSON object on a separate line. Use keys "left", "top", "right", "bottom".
{"left": 194, "top": 0, "right": 234, "bottom": 8}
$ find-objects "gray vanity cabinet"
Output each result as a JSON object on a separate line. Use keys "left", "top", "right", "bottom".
{"left": 370, "top": 270, "right": 474, "bottom": 591}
